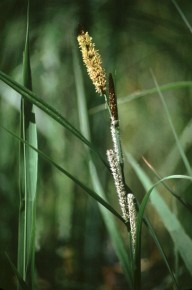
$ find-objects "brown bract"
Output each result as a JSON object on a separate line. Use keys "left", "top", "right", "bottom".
{"left": 77, "top": 30, "right": 106, "bottom": 95}
{"left": 109, "top": 73, "right": 118, "bottom": 121}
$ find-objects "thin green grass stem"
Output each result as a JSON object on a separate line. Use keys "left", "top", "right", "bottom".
{"left": 18, "top": 2, "right": 38, "bottom": 289}
{"left": 126, "top": 152, "right": 192, "bottom": 277}
{"left": 172, "top": 0, "right": 192, "bottom": 34}
{"left": 151, "top": 70, "right": 192, "bottom": 176}
{"left": 2, "top": 125, "right": 124, "bottom": 223}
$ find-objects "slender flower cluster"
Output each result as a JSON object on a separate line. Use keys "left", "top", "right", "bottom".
{"left": 77, "top": 30, "right": 137, "bottom": 259}
{"left": 77, "top": 28, "right": 106, "bottom": 95}
{"left": 127, "top": 193, "right": 137, "bottom": 254}
{"left": 106, "top": 149, "right": 129, "bottom": 222}
{"left": 107, "top": 74, "right": 137, "bottom": 248}
{"left": 110, "top": 119, "right": 121, "bottom": 163}
{"left": 106, "top": 74, "right": 130, "bottom": 222}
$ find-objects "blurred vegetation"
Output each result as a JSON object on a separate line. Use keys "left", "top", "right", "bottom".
{"left": 1, "top": 0, "right": 192, "bottom": 289}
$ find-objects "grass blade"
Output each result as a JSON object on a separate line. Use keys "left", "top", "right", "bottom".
{"left": 5, "top": 253, "right": 31, "bottom": 290}
{"left": 126, "top": 152, "right": 192, "bottom": 276}
{"left": 1, "top": 126, "right": 124, "bottom": 224}
{"left": 142, "top": 219, "right": 180, "bottom": 290}
{"left": 172, "top": 0, "right": 192, "bottom": 34}
{"left": 159, "top": 119, "right": 192, "bottom": 174}
{"left": 18, "top": 3, "right": 37, "bottom": 289}
{"left": 135, "top": 174, "right": 192, "bottom": 290}
{"left": 143, "top": 156, "right": 192, "bottom": 212}
{"left": 0, "top": 70, "right": 108, "bottom": 169}
{"left": 151, "top": 71, "right": 192, "bottom": 176}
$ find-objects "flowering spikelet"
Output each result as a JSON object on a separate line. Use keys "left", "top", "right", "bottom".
{"left": 108, "top": 73, "right": 124, "bottom": 166}
{"left": 77, "top": 27, "right": 106, "bottom": 95}
{"left": 127, "top": 193, "right": 137, "bottom": 254}
{"left": 110, "top": 119, "right": 124, "bottom": 166}
{"left": 106, "top": 149, "right": 129, "bottom": 222}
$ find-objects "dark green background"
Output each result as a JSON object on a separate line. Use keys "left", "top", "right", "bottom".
{"left": 0, "top": 1, "right": 192, "bottom": 289}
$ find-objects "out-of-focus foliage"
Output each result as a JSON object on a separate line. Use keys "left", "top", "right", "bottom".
{"left": 1, "top": 0, "right": 192, "bottom": 289}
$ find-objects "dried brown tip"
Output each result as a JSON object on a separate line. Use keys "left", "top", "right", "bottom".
{"left": 109, "top": 73, "right": 118, "bottom": 121}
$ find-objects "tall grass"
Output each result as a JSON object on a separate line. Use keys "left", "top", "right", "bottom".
{"left": 17, "top": 3, "right": 38, "bottom": 289}
{"left": 0, "top": 1, "right": 192, "bottom": 289}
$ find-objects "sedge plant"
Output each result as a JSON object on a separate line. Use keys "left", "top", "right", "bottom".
{"left": 76, "top": 26, "right": 192, "bottom": 290}
{"left": 1, "top": 2, "right": 192, "bottom": 289}
{"left": 76, "top": 26, "right": 150, "bottom": 290}
{"left": 1, "top": 27, "right": 191, "bottom": 290}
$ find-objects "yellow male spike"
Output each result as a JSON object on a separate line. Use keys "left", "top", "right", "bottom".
{"left": 77, "top": 27, "right": 106, "bottom": 96}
